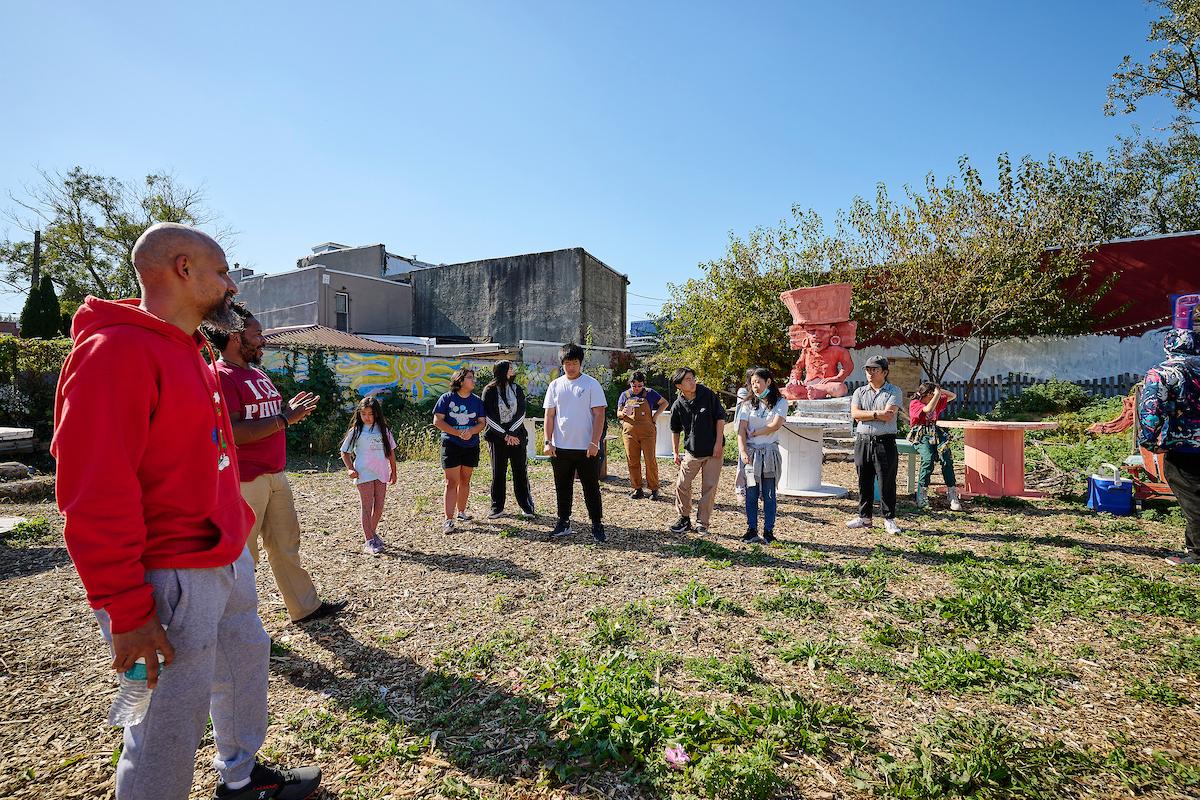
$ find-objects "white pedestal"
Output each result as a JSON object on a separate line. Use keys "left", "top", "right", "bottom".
{"left": 776, "top": 416, "right": 848, "bottom": 498}
{"left": 655, "top": 411, "right": 674, "bottom": 458}
{"left": 524, "top": 418, "right": 549, "bottom": 461}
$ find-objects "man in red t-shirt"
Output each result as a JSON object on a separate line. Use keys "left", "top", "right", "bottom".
{"left": 207, "top": 304, "right": 345, "bottom": 625}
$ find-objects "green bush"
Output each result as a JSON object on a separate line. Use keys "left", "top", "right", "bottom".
{"left": 0, "top": 335, "right": 73, "bottom": 439}
{"left": 991, "top": 378, "right": 1093, "bottom": 420}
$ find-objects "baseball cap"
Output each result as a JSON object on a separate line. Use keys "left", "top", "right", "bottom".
{"left": 864, "top": 355, "right": 889, "bottom": 370}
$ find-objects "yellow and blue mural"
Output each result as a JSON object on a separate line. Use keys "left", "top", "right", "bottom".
{"left": 261, "top": 350, "right": 572, "bottom": 400}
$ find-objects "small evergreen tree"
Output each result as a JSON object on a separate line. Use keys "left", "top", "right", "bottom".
{"left": 19, "top": 274, "right": 64, "bottom": 339}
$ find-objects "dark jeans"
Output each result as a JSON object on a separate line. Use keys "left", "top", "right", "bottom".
{"left": 745, "top": 478, "right": 777, "bottom": 532}
{"left": 488, "top": 439, "right": 535, "bottom": 515}
{"left": 551, "top": 448, "right": 603, "bottom": 524}
{"left": 1164, "top": 450, "right": 1200, "bottom": 554}
{"left": 855, "top": 434, "right": 898, "bottom": 519}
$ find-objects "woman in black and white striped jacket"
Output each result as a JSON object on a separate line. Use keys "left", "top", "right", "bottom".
{"left": 481, "top": 360, "right": 536, "bottom": 519}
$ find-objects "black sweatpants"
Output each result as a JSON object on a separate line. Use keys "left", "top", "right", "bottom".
{"left": 1164, "top": 450, "right": 1200, "bottom": 554}
{"left": 487, "top": 439, "right": 535, "bottom": 515}
{"left": 854, "top": 433, "right": 899, "bottom": 520}
{"left": 551, "top": 448, "right": 603, "bottom": 524}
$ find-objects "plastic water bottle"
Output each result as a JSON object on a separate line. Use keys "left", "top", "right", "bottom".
{"left": 107, "top": 655, "right": 163, "bottom": 727}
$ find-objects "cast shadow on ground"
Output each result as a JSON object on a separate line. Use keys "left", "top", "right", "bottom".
{"left": 0, "top": 543, "right": 72, "bottom": 582}
{"left": 270, "top": 620, "right": 593, "bottom": 795}
{"left": 379, "top": 546, "right": 541, "bottom": 580}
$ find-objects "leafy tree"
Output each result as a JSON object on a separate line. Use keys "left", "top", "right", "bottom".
{"left": 19, "top": 273, "right": 65, "bottom": 339}
{"left": 0, "top": 167, "right": 231, "bottom": 305}
{"left": 838, "top": 155, "right": 1110, "bottom": 401}
{"left": 650, "top": 209, "right": 835, "bottom": 390}
{"left": 1106, "top": 0, "right": 1200, "bottom": 119}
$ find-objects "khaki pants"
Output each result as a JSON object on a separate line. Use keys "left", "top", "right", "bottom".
{"left": 675, "top": 453, "right": 723, "bottom": 527}
{"left": 622, "top": 425, "right": 660, "bottom": 490}
{"left": 241, "top": 471, "right": 320, "bottom": 621}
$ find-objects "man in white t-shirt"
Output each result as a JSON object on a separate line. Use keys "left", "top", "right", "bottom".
{"left": 542, "top": 342, "right": 608, "bottom": 542}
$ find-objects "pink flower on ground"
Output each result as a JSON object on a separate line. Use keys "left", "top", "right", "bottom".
{"left": 664, "top": 744, "right": 690, "bottom": 769}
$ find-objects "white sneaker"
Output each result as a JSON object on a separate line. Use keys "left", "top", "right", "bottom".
{"left": 948, "top": 488, "right": 963, "bottom": 512}
{"left": 846, "top": 517, "right": 872, "bottom": 529}
{"left": 883, "top": 518, "right": 903, "bottom": 535}
{"left": 443, "top": 519, "right": 455, "bottom": 534}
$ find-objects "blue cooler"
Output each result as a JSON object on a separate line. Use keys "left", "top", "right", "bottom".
{"left": 1087, "top": 463, "right": 1134, "bottom": 516}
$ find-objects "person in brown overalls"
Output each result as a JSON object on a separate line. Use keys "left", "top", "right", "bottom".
{"left": 617, "top": 371, "right": 669, "bottom": 499}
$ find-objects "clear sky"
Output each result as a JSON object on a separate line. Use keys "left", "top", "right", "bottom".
{"left": 0, "top": 0, "right": 1175, "bottom": 320}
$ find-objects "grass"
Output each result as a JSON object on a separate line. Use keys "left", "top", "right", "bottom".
{"left": 683, "top": 654, "right": 760, "bottom": 693}
{"left": 777, "top": 637, "right": 846, "bottom": 670}
{"left": 1, "top": 515, "right": 53, "bottom": 545}
{"left": 751, "top": 590, "right": 828, "bottom": 620}
{"left": 906, "top": 647, "right": 1066, "bottom": 703}
{"left": 1126, "top": 678, "right": 1189, "bottom": 707}
{"left": 674, "top": 580, "right": 746, "bottom": 615}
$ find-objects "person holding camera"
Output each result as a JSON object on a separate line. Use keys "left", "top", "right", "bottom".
{"left": 908, "top": 381, "right": 963, "bottom": 511}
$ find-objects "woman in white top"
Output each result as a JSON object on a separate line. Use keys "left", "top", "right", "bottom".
{"left": 736, "top": 367, "right": 789, "bottom": 544}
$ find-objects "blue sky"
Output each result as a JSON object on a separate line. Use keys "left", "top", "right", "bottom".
{"left": 0, "top": 0, "right": 1174, "bottom": 319}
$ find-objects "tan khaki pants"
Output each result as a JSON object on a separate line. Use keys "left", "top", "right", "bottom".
{"left": 675, "top": 453, "right": 723, "bottom": 526}
{"left": 622, "top": 425, "right": 660, "bottom": 490}
{"left": 241, "top": 471, "right": 320, "bottom": 621}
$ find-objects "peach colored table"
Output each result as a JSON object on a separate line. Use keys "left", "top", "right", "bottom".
{"left": 936, "top": 420, "right": 1057, "bottom": 499}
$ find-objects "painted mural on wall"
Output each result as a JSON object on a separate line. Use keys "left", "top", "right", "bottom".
{"left": 261, "top": 349, "right": 612, "bottom": 401}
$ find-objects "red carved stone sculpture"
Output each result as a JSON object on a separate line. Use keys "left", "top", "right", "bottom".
{"left": 779, "top": 284, "right": 856, "bottom": 401}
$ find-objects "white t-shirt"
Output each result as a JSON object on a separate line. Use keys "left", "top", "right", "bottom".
{"left": 736, "top": 397, "right": 790, "bottom": 447}
{"left": 340, "top": 424, "right": 397, "bottom": 485}
{"left": 542, "top": 373, "right": 607, "bottom": 451}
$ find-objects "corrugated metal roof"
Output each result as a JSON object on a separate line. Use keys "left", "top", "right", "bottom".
{"left": 263, "top": 325, "right": 419, "bottom": 354}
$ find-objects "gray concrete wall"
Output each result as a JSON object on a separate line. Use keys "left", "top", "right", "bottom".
{"left": 320, "top": 271, "right": 413, "bottom": 335}
{"left": 234, "top": 269, "right": 321, "bottom": 330}
{"left": 581, "top": 250, "right": 627, "bottom": 349}
{"left": 411, "top": 249, "right": 585, "bottom": 346}
{"left": 297, "top": 244, "right": 386, "bottom": 278}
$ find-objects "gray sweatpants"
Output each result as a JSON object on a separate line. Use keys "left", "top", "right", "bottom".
{"left": 97, "top": 547, "right": 269, "bottom": 800}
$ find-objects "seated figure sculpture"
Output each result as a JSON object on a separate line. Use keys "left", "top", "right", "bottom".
{"left": 783, "top": 323, "right": 855, "bottom": 400}
{"left": 779, "top": 283, "right": 857, "bottom": 401}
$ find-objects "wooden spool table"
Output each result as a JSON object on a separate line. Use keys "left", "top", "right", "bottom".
{"left": 935, "top": 420, "right": 1058, "bottom": 498}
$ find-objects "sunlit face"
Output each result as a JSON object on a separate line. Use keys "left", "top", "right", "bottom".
{"left": 749, "top": 374, "right": 771, "bottom": 395}
{"left": 629, "top": 380, "right": 645, "bottom": 393}
{"left": 675, "top": 372, "right": 697, "bottom": 394}
{"left": 194, "top": 244, "right": 239, "bottom": 330}
{"left": 562, "top": 358, "right": 583, "bottom": 379}
{"left": 360, "top": 405, "right": 376, "bottom": 426}
{"left": 459, "top": 371, "right": 476, "bottom": 393}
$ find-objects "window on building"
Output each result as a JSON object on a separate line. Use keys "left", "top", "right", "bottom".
{"left": 335, "top": 292, "right": 349, "bottom": 331}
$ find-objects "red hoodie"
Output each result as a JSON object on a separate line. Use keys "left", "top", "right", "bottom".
{"left": 52, "top": 298, "right": 254, "bottom": 634}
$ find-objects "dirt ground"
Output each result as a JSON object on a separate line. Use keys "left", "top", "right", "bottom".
{"left": 2, "top": 455, "right": 1198, "bottom": 799}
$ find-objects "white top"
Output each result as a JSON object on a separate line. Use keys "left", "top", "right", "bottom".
{"left": 736, "top": 397, "right": 790, "bottom": 447}
{"left": 340, "top": 424, "right": 397, "bottom": 485}
{"left": 542, "top": 373, "right": 607, "bottom": 451}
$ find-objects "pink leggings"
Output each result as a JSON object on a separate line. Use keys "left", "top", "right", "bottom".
{"left": 357, "top": 479, "right": 388, "bottom": 540}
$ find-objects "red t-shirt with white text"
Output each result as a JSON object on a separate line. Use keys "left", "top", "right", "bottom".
{"left": 215, "top": 360, "right": 287, "bottom": 482}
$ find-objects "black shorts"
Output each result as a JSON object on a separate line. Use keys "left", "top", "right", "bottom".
{"left": 441, "top": 442, "right": 480, "bottom": 469}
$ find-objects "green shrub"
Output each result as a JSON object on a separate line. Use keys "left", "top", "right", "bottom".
{"left": 990, "top": 378, "right": 1093, "bottom": 420}
{"left": 2, "top": 516, "right": 54, "bottom": 545}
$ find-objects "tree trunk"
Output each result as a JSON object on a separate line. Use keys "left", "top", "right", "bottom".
{"left": 962, "top": 341, "right": 991, "bottom": 409}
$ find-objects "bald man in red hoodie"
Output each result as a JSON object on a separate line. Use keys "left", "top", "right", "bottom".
{"left": 52, "top": 223, "right": 321, "bottom": 800}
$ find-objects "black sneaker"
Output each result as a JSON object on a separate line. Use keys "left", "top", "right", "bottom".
{"left": 293, "top": 599, "right": 347, "bottom": 625}
{"left": 741, "top": 528, "right": 761, "bottom": 543}
{"left": 629, "top": 488, "right": 646, "bottom": 499}
{"left": 214, "top": 763, "right": 321, "bottom": 799}
{"left": 1164, "top": 551, "right": 1200, "bottom": 566}
{"left": 591, "top": 523, "right": 607, "bottom": 543}
{"left": 550, "top": 519, "right": 572, "bottom": 538}
{"left": 669, "top": 516, "right": 692, "bottom": 534}
{"left": 762, "top": 529, "right": 776, "bottom": 544}
{"left": 650, "top": 490, "right": 661, "bottom": 501}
